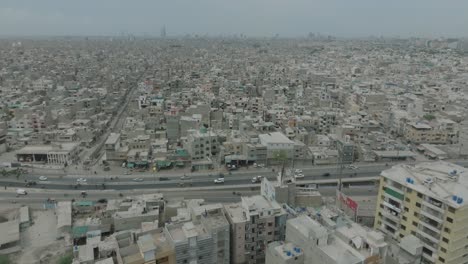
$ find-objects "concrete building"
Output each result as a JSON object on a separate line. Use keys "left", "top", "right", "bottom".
{"left": 16, "top": 142, "right": 80, "bottom": 164}
{"left": 224, "top": 195, "right": 287, "bottom": 264}
{"left": 164, "top": 221, "right": 215, "bottom": 264}
{"left": 265, "top": 241, "right": 304, "bottom": 264}
{"left": 190, "top": 204, "right": 230, "bottom": 264}
{"left": 259, "top": 132, "right": 295, "bottom": 164}
{"left": 286, "top": 215, "right": 388, "bottom": 264}
{"left": 404, "top": 120, "right": 458, "bottom": 145}
{"left": 184, "top": 128, "right": 219, "bottom": 161}
{"left": 374, "top": 161, "right": 468, "bottom": 264}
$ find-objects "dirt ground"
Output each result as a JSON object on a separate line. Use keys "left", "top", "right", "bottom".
{"left": 3, "top": 209, "right": 71, "bottom": 264}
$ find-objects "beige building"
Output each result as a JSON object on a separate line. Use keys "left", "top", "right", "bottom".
{"left": 374, "top": 161, "right": 468, "bottom": 264}
{"left": 224, "top": 195, "right": 287, "bottom": 264}
{"left": 404, "top": 120, "right": 458, "bottom": 145}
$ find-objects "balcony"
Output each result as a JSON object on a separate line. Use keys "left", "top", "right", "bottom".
{"left": 383, "top": 201, "right": 401, "bottom": 213}
{"left": 380, "top": 209, "right": 400, "bottom": 222}
{"left": 421, "top": 200, "right": 444, "bottom": 213}
{"left": 419, "top": 209, "right": 443, "bottom": 223}
{"left": 416, "top": 226, "right": 440, "bottom": 244}
{"left": 419, "top": 219, "right": 441, "bottom": 235}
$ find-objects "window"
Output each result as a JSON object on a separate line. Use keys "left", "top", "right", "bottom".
{"left": 404, "top": 207, "right": 409, "bottom": 212}
{"left": 417, "top": 192, "right": 423, "bottom": 198}
{"left": 416, "top": 202, "right": 421, "bottom": 208}
{"left": 406, "top": 188, "right": 412, "bottom": 193}
{"left": 412, "top": 221, "right": 418, "bottom": 227}
{"left": 444, "top": 227, "right": 451, "bottom": 234}
{"left": 268, "top": 222, "right": 273, "bottom": 227}
{"left": 446, "top": 217, "right": 453, "bottom": 223}
{"left": 438, "top": 257, "right": 445, "bottom": 263}
{"left": 448, "top": 207, "right": 456, "bottom": 213}
{"left": 401, "top": 225, "right": 406, "bottom": 230}
{"left": 414, "top": 212, "right": 419, "bottom": 218}
{"left": 442, "top": 237, "right": 449, "bottom": 243}
{"left": 440, "top": 247, "right": 447, "bottom": 253}
{"left": 405, "top": 198, "right": 410, "bottom": 202}
{"left": 402, "top": 216, "right": 407, "bottom": 221}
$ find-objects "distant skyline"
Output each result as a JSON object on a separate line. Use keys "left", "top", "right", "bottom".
{"left": 1, "top": 0, "right": 468, "bottom": 38}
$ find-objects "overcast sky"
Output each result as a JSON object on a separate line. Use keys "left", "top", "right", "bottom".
{"left": 1, "top": 0, "right": 467, "bottom": 38}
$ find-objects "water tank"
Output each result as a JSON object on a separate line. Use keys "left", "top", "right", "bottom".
{"left": 457, "top": 197, "right": 463, "bottom": 204}
{"left": 286, "top": 251, "right": 292, "bottom": 257}
{"left": 452, "top": 195, "right": 458, "bottom": 202}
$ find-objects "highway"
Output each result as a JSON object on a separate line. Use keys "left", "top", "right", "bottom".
{"left": 0, "top": 164, "right": 386, "bottom": 190}
{"left": 0, "top": 185, "right": 378, "bottom": 209}
{"left": 2, "top": 160, "right": 466, "bottom": 192}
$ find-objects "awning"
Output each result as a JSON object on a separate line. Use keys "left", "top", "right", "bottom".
{"left": 127, "top": 162, "right": 135, "bottom": 168}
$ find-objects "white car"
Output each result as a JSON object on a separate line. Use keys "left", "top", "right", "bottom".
{"left": 16, "top": 189, "right": 28, "bottom": 195}
{"left": 38, "top": 176, "right": 48, "bottom": 181}
{"left": 294, "top": 173, "right": 305, "bottom": 179}
{"left": 214, "top": 178, "right": 225, "bottom": 184}
{"left": 253, "top": 163, "right": 258, "bottom": 168}
{"left": 77, "top": 178, "right": 87, "bottom": 183}
{"left": 133, "top": 178, "right": 144, "bottom": 182}
{"left": 348, "top": 165, "right": 358, "bottom": 170}
{"left": 295, "top": 169, "right": 303, "bottom": 174}
{"left": 251, "top": 176, "right": 263, "bottom": 183}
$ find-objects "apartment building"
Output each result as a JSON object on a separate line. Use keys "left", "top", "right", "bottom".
{"left": 374, "top": 161, "right": 468, "bottom": 264}
{"left": 404, "top": 120, "right": 458, "bottom": 145}
{"left": 265, "top": 241, "right": 304, "bottom": 264}
{"left": 184, "top": 128, "right": 219, "bottom": 161}
{"left": 286, "top": 215, "right": 389, "bottom": 264}
{"left": 259, "top": 132, "right": 295, "bottom": 163}
{"left": 224, "top": 195, "right": 287, "bottom": 264}
{"left": 164, "top": 222, "right": 215, "bottom": 264}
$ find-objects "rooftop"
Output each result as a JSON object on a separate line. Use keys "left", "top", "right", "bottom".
{"left": 0, "top": 220, "right": 19, "bottom": 246}
{"left": 259, "top": 132, "right": 294, "bottom": 144}
{"left": 381, "top": 161, "right": 468, "bottom": 208}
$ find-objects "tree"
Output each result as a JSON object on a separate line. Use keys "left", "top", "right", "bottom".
{"left": 0, "top": 255, "right": 10, "bottom": 264}
{"left": 423, "top": 114, "right": 435, "bottom": 121}
{"left": 57, "top": 254, "right": 73, "bottom": 264}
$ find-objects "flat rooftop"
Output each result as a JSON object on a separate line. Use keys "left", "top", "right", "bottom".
{"left": 0, "top": 220, "right": 19, "bottom": 246}
{"left": 382, "top": 161, "right": 468, "bottom": 208}
{"left": 259, "top": 132, "right": 294, "bottom": 144}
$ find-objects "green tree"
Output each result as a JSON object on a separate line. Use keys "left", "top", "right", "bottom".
{"left": 57, "top": 253, "right": 73, "bottom": 264}
{"left": 423, "top": 114, "right": 435, "bottom": 121}
{"left": 0, "top": 255, "right": 10, "bottom": 264}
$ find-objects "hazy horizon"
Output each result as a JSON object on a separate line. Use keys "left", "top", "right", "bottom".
{"left": 1, "top": 0, "right": 468, "bottom": 38}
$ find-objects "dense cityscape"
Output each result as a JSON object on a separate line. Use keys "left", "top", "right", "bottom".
{"left": 1, "top": 32, "right": 468, "bottom": 264}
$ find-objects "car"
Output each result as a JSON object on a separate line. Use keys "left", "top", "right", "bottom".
{"left": 214, "top": 178, "right": 225, "bottom": 184}
{"left": 251, "top": 176, "right": 263, "bottom": 183}
{"left": 132, "top": 178, "right": 144, "bottom": 182}
{"left": 77, "top": 178, "right": 87, "bottom": 183}
{"left": 16, "top": 189, "right": 28, "bottom": 195}
{"left": 180, "top": 175, "right": 191, "bottom": 180}
{"left": 295, "top": 169, "right": 303, "bottom": 174}
{"left": 258, "top": 163, "right": 265, "bottom": 168}
{"left": 322, "top": 172, "right": 331, "bottom": 177}
{"left": 97, "top": 198, "right": 107, "bottom": 204}
{"left": 347, "top": 165, "right": 358, "bottom": 170}
{"left": 253, "top": 163, "right": 258, "bottom": 168}
{"left": 294, "top": 173, "right": 305, "bottom": 179}
{"left": 39, "top": 176, "right": 48, "bottom": 181}
{"left": 124, "top": 171, "right": 132, "bottom": 175}
{"left": 159, "top": 177, "right": 169, "bottom": 181}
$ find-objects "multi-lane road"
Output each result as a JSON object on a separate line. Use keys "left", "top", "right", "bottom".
{"left": 0, "top": 162, "right": 393, "bottom": 191}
